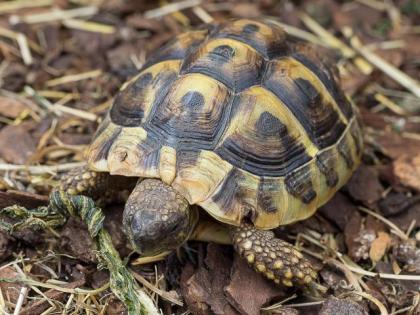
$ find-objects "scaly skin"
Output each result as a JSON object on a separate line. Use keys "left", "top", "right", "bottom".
{"left": 231, "top": 225, "right": 318, "bottom": 288}
{"left": 58, "top": 166, "right": 136, "bottom": 206}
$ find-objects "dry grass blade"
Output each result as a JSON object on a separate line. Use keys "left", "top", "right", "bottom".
{"left": 0, "top": 162, "right": 86, "bottom": 175}
{"left": 354, "top": 0, "right": 388, "bottom": 11}
{"left": 10, "top": 6, "right": 98, "bottom": 24}
{"left": 15, "top": 33, "right": 32, "bottom": 65}
{"left": 346, "top": 264, "right": 420, "bottom": 281}
{"left": 13, "top": 286, "right": 28, "bottom": 315}
{"left": 365, "top": 40, "right": 405, "bottom": 51}
{"left": 261, "top": 294, "right": 297, "bottom": 311}
{"left": 283, "top": 301, "right": 325, "bottom": 308}
{"left": 53, "top": 104, "right": 97, "bottom": 122}
{"left": 298, "top": 12, "right": 373, "bottom": 74}
{"left": 264, "top": 17, "right": 326, "bottom": 46}
{"left": 130, "top": 270, "right": 183, "bottom": 306}
{"left": 62, "top": 18, "right": 116, "bottom": 34}
{"left": 342, "top": 27, "right": 420, "bottom": 98}
{"left": 24, "top": 86, "right": 98, "bottom": 121}
{"left": 374, "top": 93, "right": 407, "bottom": 115}
{"left": 0, "top": 26, "right": 41, "bottom": 56}
{"left": 300, "top": 233, "right": 420, "bottom": 281}
{"left": 0, "top": 0, "right": 52, "bottom": 14}
{"left": 45, "top": 69, "right": 102, "bottom": 87}
{"left": 144, "top": 0, "right": 201, "bottom": 19}
{"left": 0, "top": 275, "right": 109, "bottom": 295}
{"left": 192, "top": 6, "right": 214, "bottom": 23}
{"left": 132, "top": 251, "right": 171, "bottom": 265}
{"left": 326, "top": 259, "right": 363, "bottom": 292}
{"left": 358, "top": 206, "right": 408, "bottom": 240}
{"left": 37, "top": 90, "right": 80, "bottom": 100}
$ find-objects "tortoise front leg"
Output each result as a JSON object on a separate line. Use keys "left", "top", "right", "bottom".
{"left": 59, "top": 165, "right": 136, "bottom": 205}
{"left": 232, "top": 224, "right": 323, "bottom": 290}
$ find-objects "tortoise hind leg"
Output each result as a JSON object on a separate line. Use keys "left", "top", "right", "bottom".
{"left": 231, "top": 224, "right": 319, "bottom": 288}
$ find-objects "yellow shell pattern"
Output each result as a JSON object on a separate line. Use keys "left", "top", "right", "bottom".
{"left": 86, "top": 19, "right": 363, "bottom": 229}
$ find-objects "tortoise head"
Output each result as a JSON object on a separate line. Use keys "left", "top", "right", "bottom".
{"left": 122, "top": 179, "right": 197, "bottom": 256}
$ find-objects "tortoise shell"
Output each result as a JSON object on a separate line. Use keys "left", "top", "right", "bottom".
{"left": 86, "top": 19, "right": 363, "bottom": 229}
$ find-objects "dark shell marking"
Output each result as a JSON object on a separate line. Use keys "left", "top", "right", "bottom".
{"left": 214, "top": 93, "right": 313, "bottom": 177}
{"left": 90, "top": 18, "right": 363, "bottom": 227}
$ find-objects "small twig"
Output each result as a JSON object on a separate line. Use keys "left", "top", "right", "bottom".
{"left": 365, "top": 40, "right": 405, "bottom": 51}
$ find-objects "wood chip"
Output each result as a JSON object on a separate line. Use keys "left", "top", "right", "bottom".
{"left": 0, "top": 96, "right": 28, "bottom": 118}
{"left": 0, "top": 190, "right": 48, "bottom": 209}
{"left": 0, "top": 125, "right": 35, "bottom": 164}
{"left": 225, "top": 254, "right": 284, "bottom": 315}
{"left": 393, "top": 154, "right": 420, "bottom": 192}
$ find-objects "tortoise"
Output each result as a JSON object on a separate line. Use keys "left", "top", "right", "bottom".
{"left": 18, "top": 18, "right": 364, "bottom": 290}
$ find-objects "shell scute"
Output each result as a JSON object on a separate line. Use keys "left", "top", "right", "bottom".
{"left": 211, "top": 19, "right": 288, "bottom": 59}
{"left": 181, "top": 37, "right": 264, "bottom": 92}
{"left": 110, "top": 60, "right": 181, "bottom": 127}
{"left": 145, "top": 73, "right": 234, "bottom": 151}
{"left": 143, "top": 29, "right": 209, "bottom": 68}
{"left": 262, "top": 57, "right": 348, "bottom": 149}
{"left": 214, "top": 86, "right": 315, "bottom": 177}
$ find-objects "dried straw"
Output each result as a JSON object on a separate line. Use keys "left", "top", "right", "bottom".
{"left": 144, "top": 0, "right": 201, "bottom": 19}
